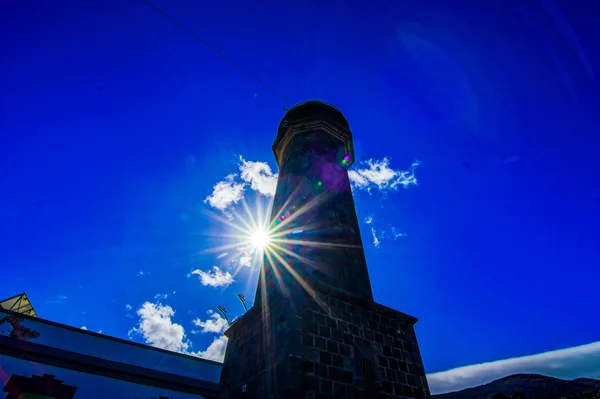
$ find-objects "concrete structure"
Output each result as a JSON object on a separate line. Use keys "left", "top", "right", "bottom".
{"left": 219, "top": 101, "right": 430, "bottom": 399}
{"left": 0, "top": 301, "right": 221, "bottom": 399}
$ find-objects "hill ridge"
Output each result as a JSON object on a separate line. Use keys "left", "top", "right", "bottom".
{"left": 432, "top": 374, "right": 600, "bottom": 399}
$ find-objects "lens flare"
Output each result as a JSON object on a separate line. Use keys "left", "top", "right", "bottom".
{"left": 250, "top": 228, "right": 271, "bottom": 250}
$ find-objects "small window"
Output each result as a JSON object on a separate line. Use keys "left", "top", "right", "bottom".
{"left": 362, "top": 358, "right": 374, "bottom": 393}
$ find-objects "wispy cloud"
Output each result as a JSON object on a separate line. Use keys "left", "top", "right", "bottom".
{"left": 125, "top": 304, "right": 133, "bottom": 310}
{"left": 46, "top": 294, "right": 67, "bottom": 304}
{"left": 192, "top": 310, "right": 228, "bottom": 334}
{"left": 371, "top": 227, "right": 381, "bottom": 248}
{"left": 190, "top": 266, "right": 235, "bottom": 288}
{"left": 238, "top": 255, "right": 252, "bottom": 267}
{"left": 235, "top": 244, "right": 253, "bottom": 268}
{"left": 204, "top": 174, "right": 245, "bottom": 211}
{"left": 128, "top": 302, "right": 190, "bottom": 353}
{"left": 349, "top": 158, "right": 420, "bottom": 193}
{"left": 390, "top": 227, "right": 407, "bottom": 240}
{"left": 427, "top": 341, "right": 600, "bottom": 395}
{"left": 369, "top": 226, "right": 407, "bottom": 248}
{"left": 364, "top": 216, "right": 374, "bottom": 224}
{"left": 216, "top": 252, "right": 228, "bottom": 259}
{"left": 153, "top": 292, "right": 175, "bottom": 301}
{"left": 137, "top": 271, "right": 149, "bottom": 277}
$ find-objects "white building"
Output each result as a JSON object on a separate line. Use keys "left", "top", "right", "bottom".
{"left": 0, "top": 293, "right": 221, "bottom": 399}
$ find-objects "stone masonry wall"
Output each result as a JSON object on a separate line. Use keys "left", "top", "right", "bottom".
{"left": 219, "top": 297, "right": 303, "bottom": 399}
{"left": 219, "top": 291, "right": 430, "bottom": 399}
{"left": 297, "top": 293, "right": 430, "bottom": 399}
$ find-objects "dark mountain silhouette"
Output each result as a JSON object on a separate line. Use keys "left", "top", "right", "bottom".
{"left": 432, "top": 374, "right": 600, "bottom": 399}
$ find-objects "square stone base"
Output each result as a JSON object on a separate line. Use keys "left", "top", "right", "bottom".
{"left": 219, "top": 292, "right": 430, "bottom": 399}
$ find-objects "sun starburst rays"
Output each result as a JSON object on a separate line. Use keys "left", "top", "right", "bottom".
{"left": 199, "top": 179, "right": 353, "bottom": 316}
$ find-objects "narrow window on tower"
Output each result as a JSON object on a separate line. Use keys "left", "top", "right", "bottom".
{"left": 362, "top": 358, "right": 374, "bottom": 393}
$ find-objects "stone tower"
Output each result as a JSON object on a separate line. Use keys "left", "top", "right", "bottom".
{"left": 218, "top": 101, "right": 430, "bottom": 399}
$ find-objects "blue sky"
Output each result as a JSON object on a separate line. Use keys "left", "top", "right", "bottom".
{"left": 1, "top": 0, "right": 599, "bottom": 394}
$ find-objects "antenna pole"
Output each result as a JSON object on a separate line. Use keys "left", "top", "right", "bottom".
{"left": 237, "top": 294, "right": 248, "bottom": 313}
{"left": 217, "top": 305, "right": 230, "bottom": 325}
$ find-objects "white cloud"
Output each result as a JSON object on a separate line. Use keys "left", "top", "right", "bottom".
{"left": 194, "top": 335, "right": 228, "bottom": 362}
{"left": 239, "top": 157, "right": 278, "bottom": 196}
{"left": 192, "top": 310, "right": 229, "bottom": 334}
{"left": 349, "top": 158, "right": 420, "bottom": 192}
{"left": 80, "top": 326, "right": 87, "bottom": 330}
{"left": 203, "top": 158, "right": 278, "bottom": 214}
{"left": 371, "top": 227, "right": 380, "bottom": 248}
{"left": 204, "top": 174, "right": 245, "bottom": 211}
{"left": 427, "top": 341, "right": 600, "bottom": 395}
{"left": 137, "top": 271, "right": 148, "bottom": 277}
{"left": 125, "top": 304, "right": 133, "bottom": 310}
{"left": 191, "top": 266, "right": 235, "bottom": 288}
{"left": 129, "top": 301, "right": 229, "bottom": 362}
{"left": 205, "top": 157, "right": 419, "bottom": 216}
{"left": 216, "top": 252, "right": 228, "bottom": 259}
{"left": 129, "top": 302, "right": 190, "bottom": 353}
{"left": 364, "top": 216, "right": 373, "bottom": 224}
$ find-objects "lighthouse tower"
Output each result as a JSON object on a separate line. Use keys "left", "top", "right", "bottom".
{"left": 218, "top": 101, "right": 430, "bottom": 399}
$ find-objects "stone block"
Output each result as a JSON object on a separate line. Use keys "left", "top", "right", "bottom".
{"left": 320, "top": 379, "right": 333, "bottom": 394}
{"left": 320, "top": 351, "right": 332, "bottom": 366}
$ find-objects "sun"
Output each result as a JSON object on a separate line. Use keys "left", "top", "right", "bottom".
{"left": 250, "top": 228, "right": 271, "bottom": 250}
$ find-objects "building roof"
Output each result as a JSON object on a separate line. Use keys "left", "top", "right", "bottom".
{"left": 0, "top": 305, "right": 222, "bottom": 394}
{"left": 0, "top": 292, "right": 37, "bottom": 318}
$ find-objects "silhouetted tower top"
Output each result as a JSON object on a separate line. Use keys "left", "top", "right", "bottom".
{"left": 255, "top": 99, "right": 373, "bottom": 306}
{"left": 273, "top": 100, "right": 355, "bottom": 169}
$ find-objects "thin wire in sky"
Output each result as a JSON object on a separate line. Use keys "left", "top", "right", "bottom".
{"left": 142, "top": 0, "right": 293, "bottom": 106}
